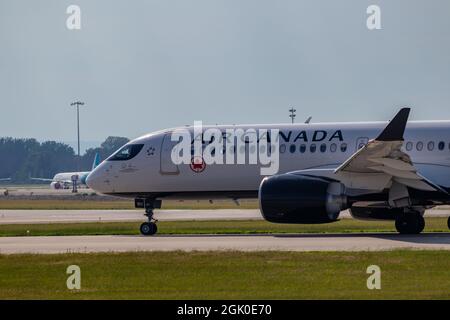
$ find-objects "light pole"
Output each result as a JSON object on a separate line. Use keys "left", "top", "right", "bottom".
{"left": 70, "top": 101, "right": 85, "bottom": 168}
{"left": 289, "top": 107, "right": 296, "bottom": 124}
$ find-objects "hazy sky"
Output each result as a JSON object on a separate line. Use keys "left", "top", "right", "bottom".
{"left": 1, "top": 0, "right": 450, "bottom": 152}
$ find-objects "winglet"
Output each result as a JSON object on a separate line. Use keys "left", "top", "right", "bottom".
{"left": 376, "top": 108, "right": 410, "bottom": 141}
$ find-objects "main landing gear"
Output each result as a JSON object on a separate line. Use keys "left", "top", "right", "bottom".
{"left": 395, "top": 211, "right": 425, "bottom": 235}
{"left": 135, "top": 198, "right": 161, "bottom": 236}
{"left": 448, "top": 216, "right": 450, "bottom": 230}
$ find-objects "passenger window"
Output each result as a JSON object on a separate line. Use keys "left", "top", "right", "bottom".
{"left": 427, "top": 141, "right": 435, "bottom": 151}
{"left": 289, "top": 144, "right": 296, "bottom": 153}
{"left": 310, "top": 144, "right": 316, "bottom": 153}
{"left": 405, "top": 142, "right": 413, "bottom": 151}
{"left": 320, "top": 144, "right": 326, "bottom": 153}
{"left": 107, "top": 144, "right": 144, "bottom": 161}
{"left": 438, "top": 141, "right": 445, "bottom": 151}
{"left": 299, "top": 144, "right": 306, "bottom": 153}
{"left": 330, "top": 143, "right": 337, "bottom": 152}
{"left": 280, "top": 144, "right": 286, "bottom": 153}
{"left": 340, "top": 143, "right": 347, "bottom": 152}
{"left": 416, "top": 141, "right": 423, "bottom": 151}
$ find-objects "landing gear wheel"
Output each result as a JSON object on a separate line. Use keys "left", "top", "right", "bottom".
{"left": 140, "top": 222, "right": 158, "bottom": 236}
{"left": 395, "top": 213, "right": 425, "bottom": 234}
{"left": 447, "top": 216, "right": 450, "bottom": 230}
{"left": 135, "top": 199, "right": 161, "bottom": 236}
{"left": 150, "top": 222, "right": 158, "bottom": 235}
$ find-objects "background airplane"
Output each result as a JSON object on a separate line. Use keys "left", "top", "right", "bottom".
{"left": 32, "top": 153, "right": 100, "bottom": 189}
{"left": 86, "top": 108, "right": 450, "bottom": 236}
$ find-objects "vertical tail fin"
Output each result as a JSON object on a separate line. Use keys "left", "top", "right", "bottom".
{"left": 92, "top": 153, "right": 101, "bottom": 171}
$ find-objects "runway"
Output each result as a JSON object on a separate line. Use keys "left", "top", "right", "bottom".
{"left": 0, "top": 233, "right": 449, "bottom": 254}
{"left": 0, "top": 209, "right": 263, "bottom": 224}
{"left": 1, "top": 208, "right": 448, "bottom": 224}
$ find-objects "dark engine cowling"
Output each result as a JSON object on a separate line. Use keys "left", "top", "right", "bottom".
{"left": 258, "top": 174, "right": 348, "bottom": 224}
{"left": 50, "top": 181, "right": 62, "bottom": 190}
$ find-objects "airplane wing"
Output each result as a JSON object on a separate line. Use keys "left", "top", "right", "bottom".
{"left": 334, "top": 107, "right": 447, "bottom": 194}
{"left": 30, "top": 177, "right": 54, "bottom": 182}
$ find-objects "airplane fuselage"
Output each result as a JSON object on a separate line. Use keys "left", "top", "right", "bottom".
{"left": 53, "top": 171, "right": 90, "bottom": 185}
{"left": 87, "top": 121, "right": 450, "bottom": 202}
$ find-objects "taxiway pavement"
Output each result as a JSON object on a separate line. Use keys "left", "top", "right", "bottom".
{"left": 1, "top": 208, "right": 448, "bottom": 224}
{"left": 0, "top": 209, "right": 263, "bottom": 224}
{"left": 1, "top": 233, "right": 449, "bottom": 254}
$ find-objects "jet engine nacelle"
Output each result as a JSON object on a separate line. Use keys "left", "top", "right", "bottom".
{"left": 50, "top": 181, "right": 62, "bottom": 190}
{"left": 258, "top": 174, "right": 348, "bottom": 224}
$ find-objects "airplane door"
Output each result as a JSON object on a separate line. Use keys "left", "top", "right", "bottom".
{"left": 355, "top": 137, "right": 369, "bottom": 151}
{"left": 160, "top": 133, "right": 180, "bottom": 175}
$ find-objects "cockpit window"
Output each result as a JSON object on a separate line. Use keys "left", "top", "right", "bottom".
{"left": 107, "top": 144, "right": 144, "bottom": 161}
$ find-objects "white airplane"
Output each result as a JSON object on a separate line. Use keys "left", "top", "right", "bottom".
{"left": 32, "top": 153, "right": 100, "bottom": 189}
{"left": 0, "top": 178, "right": 11, "bottom": 182}
{"left": 87, "top": 108, "right": 450, "bottom": 235}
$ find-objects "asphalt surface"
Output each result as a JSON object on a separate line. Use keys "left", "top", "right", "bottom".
{"left": 0, "top": 209, "right": 263, "bottom": 224}
{"left": 1, "top": 208, "right": 448, "bottom": 224}
{"left": 0, "top": 233, "right": 449, "bottom": 254}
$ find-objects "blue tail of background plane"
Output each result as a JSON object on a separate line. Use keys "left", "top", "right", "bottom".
{"left": 92, "top": 153, "right": 101, "bottom": 171}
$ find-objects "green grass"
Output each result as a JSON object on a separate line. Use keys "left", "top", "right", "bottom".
{"left": 0, "top": 217, "right": 448, "bottom": 237}
{"left": 0, "top": 199, "right": 258, "bottom": 210}
{"left": 0, "top": 251, "right": 449, "bottom": 299}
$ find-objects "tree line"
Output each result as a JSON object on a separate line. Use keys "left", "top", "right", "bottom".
{"left": 0, "top": 136, "right": 129, "bottom": 183}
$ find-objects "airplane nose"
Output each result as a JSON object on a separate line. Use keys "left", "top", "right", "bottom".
{"left": 86, "top": 169, "right": 102, "bottom": 192}
{"left": 85, "top": 172, "right": 95, "bottom": 189}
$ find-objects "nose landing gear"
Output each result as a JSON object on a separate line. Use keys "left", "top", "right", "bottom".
{"left": 140, "top": 208, "right": 158, "bottom": 236}
{"left": 135, "top": 198, "right": 161, "bottom": 236}
{"left": 395, "top": 211, "right": 425, "bottom": 234}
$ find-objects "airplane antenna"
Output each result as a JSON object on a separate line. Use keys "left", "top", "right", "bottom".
{"left": 305, "top": 116, "right": 312, "bottom": 124}
{"left": 289, "top": 107, "right": 296, "bottom": 124}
